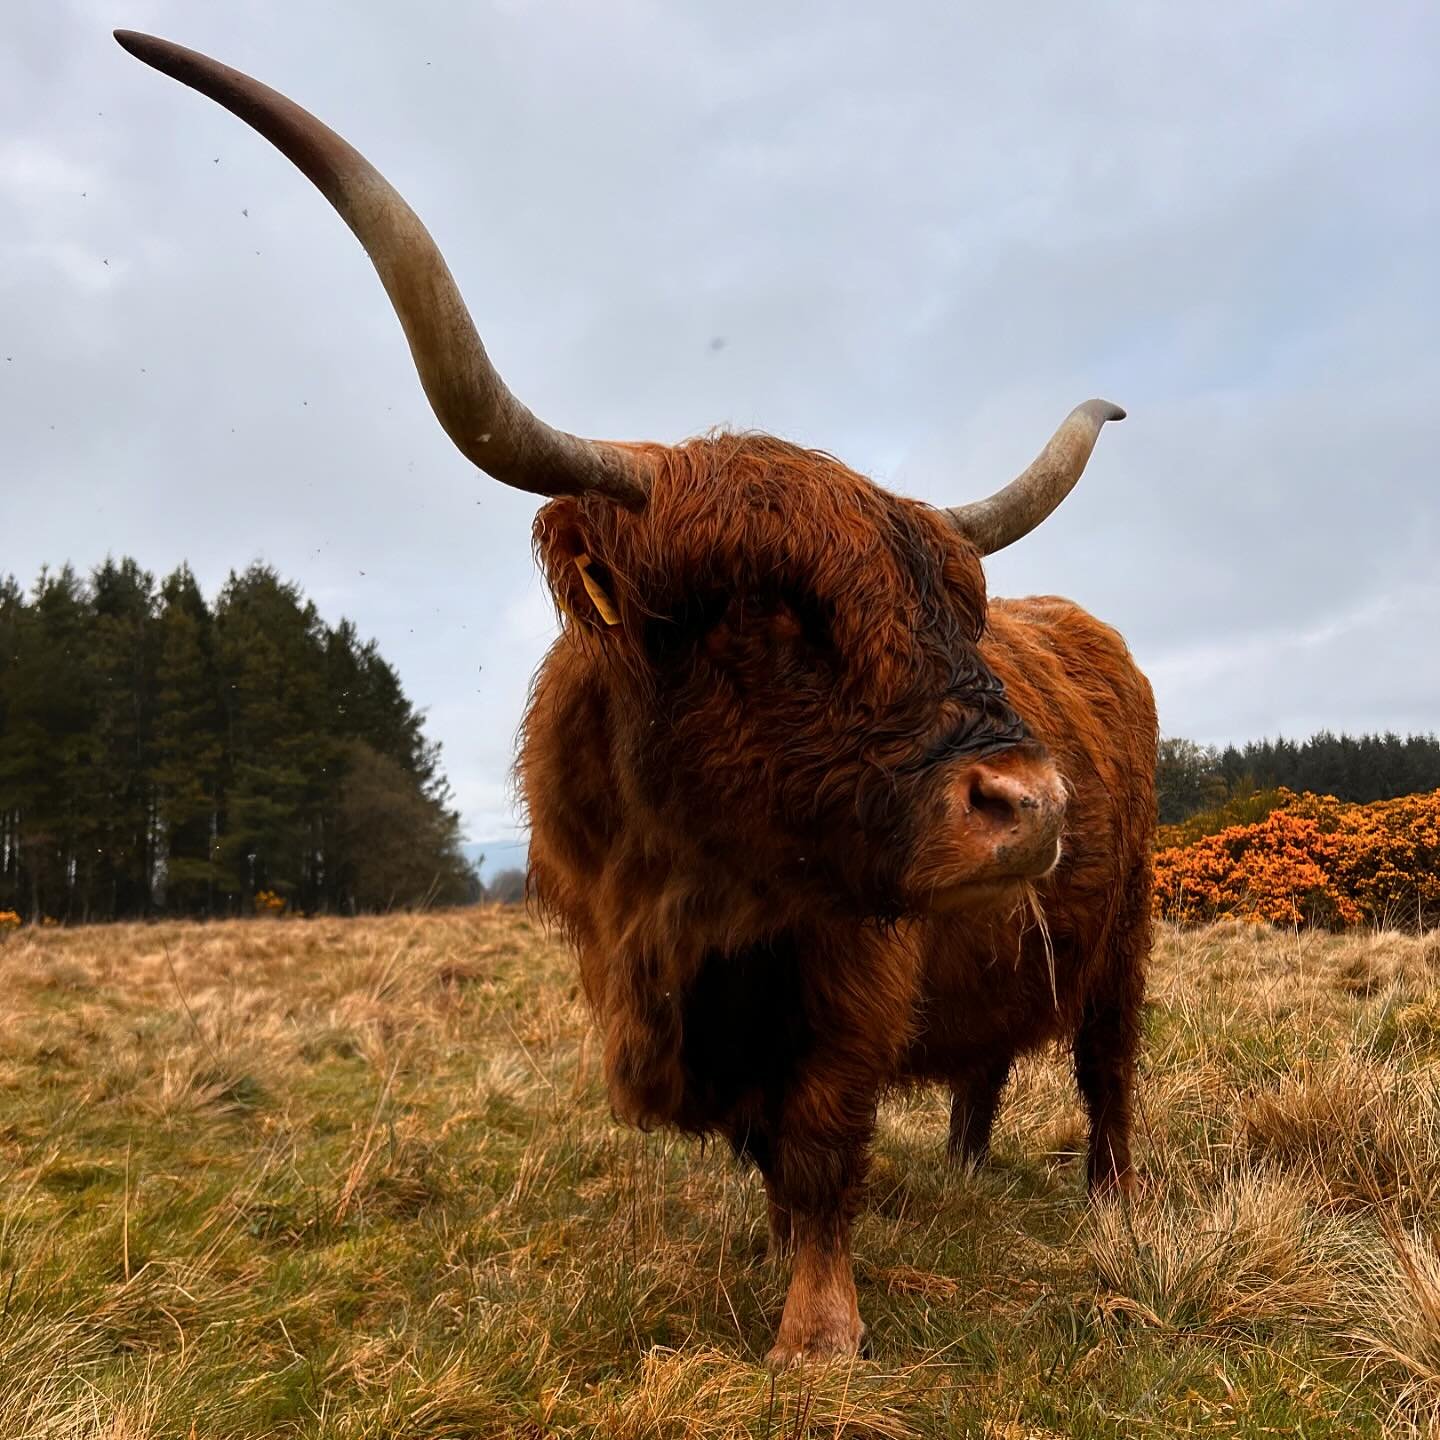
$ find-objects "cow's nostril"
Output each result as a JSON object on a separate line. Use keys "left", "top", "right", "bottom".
{"left": 967, "top": 768, "right": 1021, "bottom": 825}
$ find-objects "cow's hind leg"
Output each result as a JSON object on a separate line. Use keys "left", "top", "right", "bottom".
{"left": 1072, "top": 883, "right": 1149, "bottom": 1197}
{"left": 947, "top": 1054, "right": 1012, "bottom": 1167}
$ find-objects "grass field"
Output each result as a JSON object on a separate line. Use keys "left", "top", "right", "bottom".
{"left": 5, "top": 910, "right": 1440, "bottom": 1437}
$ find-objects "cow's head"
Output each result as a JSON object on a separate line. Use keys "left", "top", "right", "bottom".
{"left": 529, "top": 426, "right": 1113, "bottom": 917}
{"left": 118, "top": 31, "right": 1122, "bottom": 919}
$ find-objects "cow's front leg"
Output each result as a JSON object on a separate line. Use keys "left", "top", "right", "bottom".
{"left": 766, "top": 1206, "right": 863, "bottom": 1367}
{"left": 759, "top": 1128, "right": 870, "bottom": 1367}
{"left": 764, "top": 1186, "right": 793, "bottom": 1260}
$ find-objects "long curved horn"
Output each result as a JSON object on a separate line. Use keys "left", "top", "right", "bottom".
{"left": 947, "top": 399, "right": 1125, "bottom": 555}
{"left": 114, "top": 30, "right": 648, "bottom": 508}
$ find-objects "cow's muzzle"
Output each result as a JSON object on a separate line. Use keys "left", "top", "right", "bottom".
{"left": 909, "top": 743, "right": 1067, "bottom": 910}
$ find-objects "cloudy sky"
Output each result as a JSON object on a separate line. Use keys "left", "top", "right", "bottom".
{"left": 5, "top": 1, "right": 1437, "bottom": 860}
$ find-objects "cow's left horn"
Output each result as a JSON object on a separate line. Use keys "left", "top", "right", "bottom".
{"left": 947, "top": 400, "right": 1125, "bottom": 555}
{"left": 114, "top": 30, "right": 648, "bottom": 509}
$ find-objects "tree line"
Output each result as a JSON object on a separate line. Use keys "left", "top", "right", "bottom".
{"left": 0, "top": 559, "right": 478, "bottom": 922}
{"left": 1156, "top": 731, "right": 1440, "bottom": 826}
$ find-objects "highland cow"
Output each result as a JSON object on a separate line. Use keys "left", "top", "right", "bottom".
{"left": 119, "top": 30, "right": 1157, "bottom": 1366}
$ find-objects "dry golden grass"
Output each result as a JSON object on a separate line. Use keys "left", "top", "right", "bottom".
{"left": 3, "top": 911, "right": 1440, "bottom": 1435}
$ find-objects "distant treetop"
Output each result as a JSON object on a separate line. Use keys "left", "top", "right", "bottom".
{"left": 1156, "top": 730, "right": 1440, "bottom": 827}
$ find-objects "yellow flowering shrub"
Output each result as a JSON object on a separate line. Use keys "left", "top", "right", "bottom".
{"left": 254, "top": 889, "right": 287, "bottom": 916}
{"left": 1155, "top": 788, "right": 1440, "bottom": 930}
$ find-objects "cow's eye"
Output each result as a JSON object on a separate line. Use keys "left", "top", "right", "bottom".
{"left": 643, "top": 591, "right": 730, "bottom": 668}
{"left": 776, "top": 590, "right": 834, "bottom": 654}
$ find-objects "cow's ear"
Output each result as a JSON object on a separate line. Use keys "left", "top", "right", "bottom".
{"left": 535, "top": 501, "right": 624, "bottom": 632}
{"left": 572, "top": 553, "right": 621, "bottom": 627}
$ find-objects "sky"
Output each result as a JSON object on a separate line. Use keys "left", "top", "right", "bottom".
{"left": 4, "top": 1, "right": 1438, "bottom": 863}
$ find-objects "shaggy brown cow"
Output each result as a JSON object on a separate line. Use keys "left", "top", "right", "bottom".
{"left": 119, "top": 32, "right": 1157, "bottom": 1367}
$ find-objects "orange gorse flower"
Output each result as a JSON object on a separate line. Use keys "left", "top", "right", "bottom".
{"left": 253, "top": 889, "right": 287, "bottom": 915}
{"left": 1154, "top": 787, "right": 1440, "bottom": 930}
{"left": 0, "top": 910, "right": 20, "bottom": 930}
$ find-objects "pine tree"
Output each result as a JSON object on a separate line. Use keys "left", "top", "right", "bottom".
{"left": 331, "top": 740, "right": 478, "bottom": 911}
{"left": 151, "top": 566, "right": 225, "bottom": 915}
{"left": 0, "top": 575, "right": 26, "bottom": 914}
{"left": 0, "top": 569, "right": 96, "bottom": 919}
{"left": 213, "top": 565, "right": 337, "bottom": 911}
{"left": 1155, "top": 738, "right": 1226, "bottom": 824}
{"left": 85, "top": 558, "right": 158, "bottom": 918}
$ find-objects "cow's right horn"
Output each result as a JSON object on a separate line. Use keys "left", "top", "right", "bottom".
{"left": 114, "top": 30, "right": 649, "bottom": 509}
{"left": 947, "top": 400, "right": 1125, "bottom": 555}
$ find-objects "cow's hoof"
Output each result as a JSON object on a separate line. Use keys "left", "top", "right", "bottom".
{"left": 1088, "top": 1165, "right": 1142, "bottom": 1203}
{"left": 763, "top": 1322, "right": 864, "bottom": 1370}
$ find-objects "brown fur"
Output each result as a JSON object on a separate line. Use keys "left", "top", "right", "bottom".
{"left": 520, "top": 433, "right": 1156, "bottom": 1363}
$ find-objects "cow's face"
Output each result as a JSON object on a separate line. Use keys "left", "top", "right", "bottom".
{"left": 536, "top": 435, "right": 1066, "bottom": 918}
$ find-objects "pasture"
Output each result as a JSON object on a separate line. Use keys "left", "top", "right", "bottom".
{"left": 4, "top": 911, "right": 1440, "bottom": 1437}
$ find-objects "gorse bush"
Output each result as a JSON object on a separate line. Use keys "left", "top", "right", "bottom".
{"left": 1155, "top": 786, "right": 1292, "bottom": 850}
{"left": 1155, "top": 788, "right": 1440, "bottom": 930}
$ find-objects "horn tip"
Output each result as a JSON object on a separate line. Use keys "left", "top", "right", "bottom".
{"left": 114, "top": 29, "right": 166, "bottom": 65}
{"left": 1081, "top": 398, "right": 1126, "bottom": 425}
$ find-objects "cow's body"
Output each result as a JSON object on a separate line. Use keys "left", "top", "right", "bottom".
{"left": 523, "top": 438, "right": 1156, "bottom": 1364}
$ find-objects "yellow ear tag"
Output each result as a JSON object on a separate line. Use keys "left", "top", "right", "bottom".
{"left": 574, "top": 553, "right": 621, "bottom": 627}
